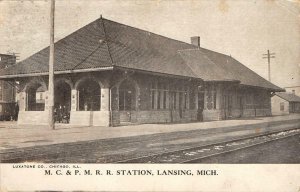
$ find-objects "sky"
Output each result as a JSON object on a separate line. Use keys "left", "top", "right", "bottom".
{"left": 0, "top": 0, "right": 299, "bottom": 87}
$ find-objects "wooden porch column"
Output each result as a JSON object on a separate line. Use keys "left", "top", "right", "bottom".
{"left": 204, "top": 89, "right": 208, "bottom": 110}
{"left": 153, "top": 83, "right": 158, "bottom": 110}
{"left": 216, "top": 84, "right": 222, "bottom": 110}
{"left": 44, "top": 90, "right": 49, "bottom": 111}
{"left": 175, "top": 92, "right": 180, "bottom": 109}
{"left": 195, "top": 91, "right": 199, "bottom": 109}
{"left": 166, "top": 90, "right": 170, "bottom": 109}
{"left": 18, "top": 91, "right": 27, "bottom": 111}
{"left": 71, "top": 89, "right": 78, "bottom": 111}
{"left": 186, "top": 87, "right": 190, "bottom": 110}
{"left": 101, "top": 87, "right": 110, "bottom": 111}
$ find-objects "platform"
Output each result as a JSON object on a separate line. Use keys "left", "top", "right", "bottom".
{"left": 0, "top": 114, "right": 299, "bottom": 151}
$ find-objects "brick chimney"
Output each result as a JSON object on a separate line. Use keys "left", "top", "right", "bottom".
{"left": 191, "top": 36, "right": 200, "bottom": 48}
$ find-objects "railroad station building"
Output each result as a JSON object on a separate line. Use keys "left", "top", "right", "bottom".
{"left": 0, "top": 17, "right": 283, "bottom": 126}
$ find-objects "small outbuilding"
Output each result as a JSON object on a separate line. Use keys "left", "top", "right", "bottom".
{"left": 271, "top": 92, "right": 300, "bottom": 115}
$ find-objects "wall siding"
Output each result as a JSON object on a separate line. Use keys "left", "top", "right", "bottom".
{"left": 16, "top": 72, "right": 274, "bottom": 127}
{"left": 271, "top": 95, "right": 289, "bottom": 116}
{"left": 112, "top": 110, "right": 198, "bottom": 125}
{"left": 18, "top": 111, "right": 48, "bottom": 125}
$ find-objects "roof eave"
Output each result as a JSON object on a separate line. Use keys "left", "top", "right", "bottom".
{"left": 114, "top": 66, "right": 204, "bottom": 81}
{"left": 204, "top": 79, "right": 240, "bottom": 83}
{"left": 239, "top": 84, "right": 285, "bottom": 92}
{"left": 0, "top": 66, "right": 114, "bottom": 79}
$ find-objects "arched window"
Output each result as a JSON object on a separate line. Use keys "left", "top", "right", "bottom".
{"left": 77, "top": 79, "right": 100, "bottom": 111}
{"left": 27, "top": 83, "right": 46, "bottom": 111}
{"left": 54, "top": 81, "right": 72, "bottom": 123}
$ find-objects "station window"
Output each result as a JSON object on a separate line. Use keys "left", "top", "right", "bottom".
{"left": 213, "top": 91, "right": 217, "bottom": 109}
{"left": 150, "top": 81, "right": 192, "bottom": 111}
{"left": 0, "top": 82, "right": 2, "bottom": 101}
{"left": 150, "top": 82, "right": 156, "bottom": 109}
{"left": 151, "top": 81, "right": 169, "bottom": 110}
{"left": 157, "top": 91, "right": 161, "bottom": 109}
{"left": 151, "top": 89, "right": 155, "bottom": 109}
{"left": 163, "top": 90, "right": 167, "bottom": 109}
{"left": 179, "top": 92, "right": 183, "bottom": 109}
{"left": 280, "top": 102, "right": 284, "bottom": 111}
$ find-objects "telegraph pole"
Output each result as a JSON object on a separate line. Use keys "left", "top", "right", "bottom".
{"left": 262, "top": 50, "right": 275, "bottom": 82}
{"left": 48, "top": 0, "right": 55, "bottom": 129}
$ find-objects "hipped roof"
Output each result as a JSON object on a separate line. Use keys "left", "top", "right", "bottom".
{"left": 0, "top": 17, "right": 283, "bottom": 91}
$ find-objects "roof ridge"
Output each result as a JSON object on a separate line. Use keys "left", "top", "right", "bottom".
{"left": 102, "top": 17, "right": 196, "bottom": 48}
{"left": 197, "top": 49, "right": 238, "bottom": 81}
{"left": 177, "top": 48, "right": 201, "bottom": 52}
{"left": 177, "top": 51, "right": 201, "bottom": 80}
{"left": 199, "top": 47, "right": 231, "bottom": 58}
{"left": 199, "top": 50, "right": 240, "bottom": 82}
{"left": 11, "top": 18, "right": 104, "bottom": 68}
{"left": 99, "top": 17, "right": 114, "bottom": 65}
{"left": 69, "top": 44, "right": 102, "bottom": 70}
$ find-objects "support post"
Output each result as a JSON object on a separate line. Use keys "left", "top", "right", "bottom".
{"left": 48, "top": 0, "right": 55, "bottom": 129}
{"left": 262, "top": 50, "right": 275, "bottom": 82}
{"left": 19, "top": 92, "right": 27, "bottom": 111}
{"left": 71, "top": 89, "right": 78, "bottom": 111}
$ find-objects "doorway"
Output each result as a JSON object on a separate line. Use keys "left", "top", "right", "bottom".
{"left": 197, "top": 92, "right": 204, "bottom": 121}
{"left": 223, "top": 94, "right": 232, "bottom": 119}
{"left": 119, "top": 80, "right": 136, "bottom": 123}
{"left": 238, "top": 96, "right": 243, "bottom": 117}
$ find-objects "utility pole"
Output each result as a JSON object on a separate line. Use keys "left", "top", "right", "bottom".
{"left": 48, "top": 0, "right": 55, "bottom": 129}
{"left": 262, "top": 50, "right": 275, "bottom": 82}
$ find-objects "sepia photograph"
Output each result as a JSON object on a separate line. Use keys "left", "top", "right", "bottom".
{"left": 0, "top": 0, "right": 299, "bottom": 191}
